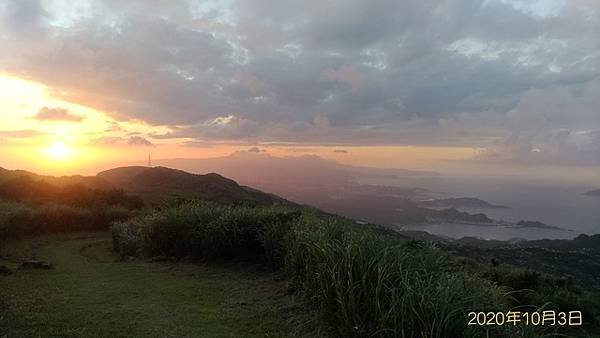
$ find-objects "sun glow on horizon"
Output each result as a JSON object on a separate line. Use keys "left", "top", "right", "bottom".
{"left": 45, "top": 141, "right": 74, "bottom": 161}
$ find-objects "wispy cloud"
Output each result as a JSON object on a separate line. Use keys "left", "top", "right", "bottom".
{"left": 0, "top": 129, "right": 45, "bottom": 138}
{"left": 33, "top": 107, "right": 83, "bottom": 122}
{"left": 90, "top": 135, "right": 155, "bottom": 147}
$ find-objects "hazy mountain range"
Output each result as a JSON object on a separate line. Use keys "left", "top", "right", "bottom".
{"left": 154, "top": 151, "right": 438, "bottom": 188}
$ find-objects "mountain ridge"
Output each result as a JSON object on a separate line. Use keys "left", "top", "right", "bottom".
{"left": 98, "top": 166, "right": 288, "bottom": 205}
{"left": 0, "top": 166, "right": 288, "bottom": 206}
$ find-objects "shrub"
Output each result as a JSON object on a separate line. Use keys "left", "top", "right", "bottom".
{"left": 0, "top": 177, "right": 144, "bottom": 209}
{"left": 0, "top": 200, "right": 137, "bottom": 239}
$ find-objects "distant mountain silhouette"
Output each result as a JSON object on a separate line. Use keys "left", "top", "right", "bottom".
{"left": 585, "top": 189, "right": 600, "bottom": 197}
{"left": 97, "top": 166, "right": 287, "bottom": 205}
{"left": 0, "top": 167, "right": 106, "bottom": 188}
{"left": 418, "top": 197, "right": 509, "bottom": 209}
{"left": 154, "top": 151, "right": 437, "bottom": 187}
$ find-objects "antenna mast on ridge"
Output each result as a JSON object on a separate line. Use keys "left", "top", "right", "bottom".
{"left": 147, "top": 153, "right": 152, "bottom": 167}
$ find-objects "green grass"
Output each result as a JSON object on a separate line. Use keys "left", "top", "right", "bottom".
{"left": 115, "top": 201, "right": 580, "bottom": 337}
{"left": 5, "top": 200, "right": 598, "bottom": 337}
{"left": 112, "top": 201, "right": 600, "bottom": 337}
{"left": 0, "top": 233, "right": 323, "bottom": 337}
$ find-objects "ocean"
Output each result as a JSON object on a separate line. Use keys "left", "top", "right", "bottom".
{"left": 360, "top": 175, "right": 600, "bottom": 241}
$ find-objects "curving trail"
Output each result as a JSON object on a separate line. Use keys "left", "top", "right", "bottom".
{"left": 0, "top": 234, "right": 308, "bottom": 337}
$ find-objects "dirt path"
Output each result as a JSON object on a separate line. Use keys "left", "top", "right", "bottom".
{"left": 0, "top": 234, "right": 311, "bottom": 337}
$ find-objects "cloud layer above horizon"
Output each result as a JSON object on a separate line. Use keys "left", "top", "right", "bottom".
{"left": 0, "top": 0, "right": 598, "bottom": 165}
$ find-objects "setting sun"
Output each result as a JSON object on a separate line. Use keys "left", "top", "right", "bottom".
{"left": 46, "top": 141, "right": 73, "bottom": 161}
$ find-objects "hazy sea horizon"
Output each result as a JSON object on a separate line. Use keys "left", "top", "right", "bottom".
{"left": 359, "top": 175, "right": 600, "bottom": 241}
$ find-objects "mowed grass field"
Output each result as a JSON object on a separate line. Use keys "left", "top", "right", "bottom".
{"left": 0, "top": 233, "right": 320, "bottom": 337}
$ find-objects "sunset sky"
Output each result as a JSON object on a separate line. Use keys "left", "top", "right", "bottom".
{"left": 0, "top": 0, "right": 598, "bottom": 176}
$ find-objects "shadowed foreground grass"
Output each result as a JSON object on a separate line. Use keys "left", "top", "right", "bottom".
{"left": 0, "top": 233, "right": 320, "bottom": 337}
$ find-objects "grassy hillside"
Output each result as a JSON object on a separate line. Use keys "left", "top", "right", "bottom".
{"left": 98, "top": 166, "right": 287, "bottom": 206}
{"left": 0, "top": 200, "right": 136, "bottom": 239}
{"left": 447, "top": 234, "right": 600, "bottom": 289}
{"left": 0, "top": 166, "right": 286, "bottom": 239}
{"left": 112, "top": 201, "right": 599, "bottom": 337}
{"left": 0, "top": 165, "right": 288, "bottom": 207}
{"left": 0, "top": 171, "right": 143, "bottom": 239}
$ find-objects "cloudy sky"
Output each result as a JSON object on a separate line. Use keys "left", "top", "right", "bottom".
{"left": 0, "top": 0, "right": 598, "bottom": 174}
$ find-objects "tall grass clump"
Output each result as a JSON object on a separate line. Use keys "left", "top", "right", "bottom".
{"left": 0, "top": 200, "right": 33, "bottom": 239}
{"left": 111, "top": 200, "right": 297, "bottom": 262}
{"left": 284, "top": 213, "right": 515, "bottom": 337}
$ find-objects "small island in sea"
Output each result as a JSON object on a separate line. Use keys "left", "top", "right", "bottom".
{"left": 515, "top": 220, "right": 566, "bottom": 230}
{"left": 419, "top": 197, "right": 510, "bottom": 209}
